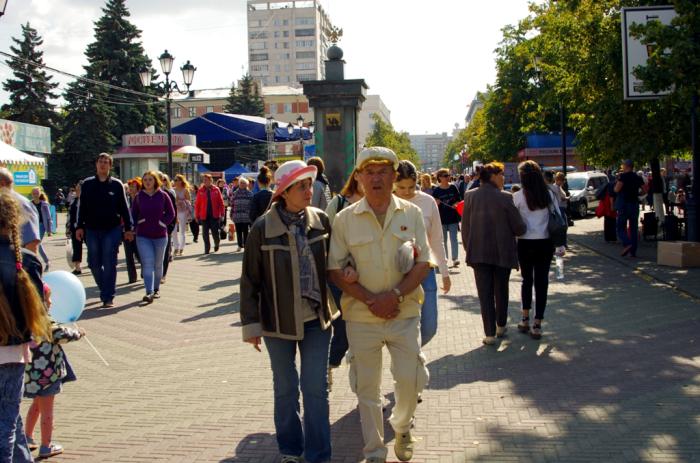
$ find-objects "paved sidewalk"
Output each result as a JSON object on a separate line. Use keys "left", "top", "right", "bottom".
{"left": 568, "top": 214, "right": 700, "bottom": 300}
{"left": 22, "top": 214, "right": 700, "bottom": 462}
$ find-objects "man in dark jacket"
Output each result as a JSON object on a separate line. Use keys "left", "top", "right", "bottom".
{"left": 75, "top": 153, "right": 133, "bottom": 308}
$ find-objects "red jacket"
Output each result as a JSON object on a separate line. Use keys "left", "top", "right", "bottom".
{"left": 195, "top": 185, "right": 225, "bottom": 221}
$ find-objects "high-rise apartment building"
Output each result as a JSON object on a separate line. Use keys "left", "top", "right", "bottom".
{"left": 247, "top": 0, "right": 335, "bottom": 87}
{"left": 409, "top": 133, "right": 452, "bottom": 172}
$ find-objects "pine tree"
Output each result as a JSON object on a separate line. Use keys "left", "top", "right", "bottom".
{"left": 83, "top": 0, "right": 161, "bottom": 142}
{"left": 224, "top": 74, "right": 265, "bottom": 116}
{"left": 58, "top": 81, "right": 117, "bottom": 184}
{"left": 1, "top": 23, "right": 58, "bottom": 128}
{"left": 223, "top": 74, "right": 266, "bottom": 164}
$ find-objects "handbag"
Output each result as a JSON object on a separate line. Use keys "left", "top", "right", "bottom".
{"left": 547, "top": 192, "right": 568, "bottom": 247}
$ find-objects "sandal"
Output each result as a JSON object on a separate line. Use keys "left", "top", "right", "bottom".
{"left": 517, "top": 316, "right": 530, "bottom": 333}
{"left": 25, "top": 436, "right": 38, "bottom": 451}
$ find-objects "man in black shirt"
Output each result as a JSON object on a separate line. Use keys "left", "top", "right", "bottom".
{"left": 614, "top": 159, "right": 644, "bottom": 257}
{"left": 76, "top": 153, "right": 134, "bottom": 307}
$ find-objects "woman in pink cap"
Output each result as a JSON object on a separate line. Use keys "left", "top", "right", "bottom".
{"left": 239, "top": 160, "right": 338, "bottom": 463}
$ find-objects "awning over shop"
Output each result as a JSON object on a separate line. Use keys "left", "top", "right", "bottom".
{"left": 115, "top": 145, "right": 185, "bottom": 158}
{"left": 0, "top": 140, "right": 45, "bottom": 165}
{"left": 172, "top": 112, "right": 312, "bottom": 144}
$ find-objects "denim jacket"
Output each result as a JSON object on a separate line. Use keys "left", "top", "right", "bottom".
{"left": 0, "top": 237, "right": 44, "bottom": 345}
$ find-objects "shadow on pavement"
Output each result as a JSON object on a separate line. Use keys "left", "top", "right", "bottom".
{"left": 425, "top": 242, "right": 700, "bottom": 461}
{"left": 181, "top": 294, "right": 240, "bottom": 323}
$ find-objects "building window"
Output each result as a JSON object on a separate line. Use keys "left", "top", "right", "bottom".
{"left": 188, "top": 107, "right": 196, "bottom": 117}
{"left": 173, "top": 107, "right": 181, "bottom": 118}
{"left": 249, "top": 31, "right": 267, "bottom": 39}
{"left": 250, "top": 53, "right": 269, "bottom": 61}
{"left": 278, "top": 53, "right": 290, "bottom": 59}
{"left": 275, "top": 76, "right": 281, "bottom": 83}
{"left": 296, "top": 73, "right": 315, "bottom": 81}
{"left": 295, "top": 40, "right": 314, "bottom": 48}
{"left": 206, "top": 106, "right": 214, "bottom": 113}
{"left": 295, "top": 17, "right": 314, "bottom": 25}
{"left": 296, "top": 62, "right": 314, "bottom": 70}
{"left": 274, "top": 42, "right": 289, "bottom": 49}
{"left": 295, "top": 28, "right": 315, "bottom": 37}
{"left": 251, "top": 64, "right": 269, "bottom": 72}
{"left": 274, "top": 31, "right": 280, "bottom": 38}
{"left": 283, "top": 30, "right": 289, "bottom": 37}
{"left": 296, "top": 51, "right": 315, "bottom": 59}
{"left": 284, "top": 103, "right": 292, "bottom": 113}
{"left": 250, "top": 42, "right": 267, "bottom": 50}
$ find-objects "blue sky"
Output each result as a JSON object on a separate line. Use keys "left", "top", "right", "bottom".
{"left": 0, "top": 0, "right": 533, "bottom": 134}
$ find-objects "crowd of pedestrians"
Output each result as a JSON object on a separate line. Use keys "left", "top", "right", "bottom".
{"left": 3, "top": 147, "right": 692, "bottom": 463}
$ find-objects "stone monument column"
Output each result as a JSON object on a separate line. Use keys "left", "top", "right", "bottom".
{"left": 302, "top": 29, "right": 367, "bottom": 193}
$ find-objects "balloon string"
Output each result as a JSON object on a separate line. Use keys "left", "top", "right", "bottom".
{"left": 74, "top": 323, "right": 109, "bottom": 367}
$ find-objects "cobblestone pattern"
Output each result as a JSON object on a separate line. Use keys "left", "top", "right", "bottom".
{"left": 24, "top": 215, "right": 700, "bottom": 462}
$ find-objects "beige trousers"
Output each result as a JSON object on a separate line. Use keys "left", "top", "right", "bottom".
{"left": 346, "top": 317, "right": 429, "bottom": 459}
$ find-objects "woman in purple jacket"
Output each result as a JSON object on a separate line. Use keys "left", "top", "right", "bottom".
{"left": 131, "top": 171, "right": 175, "bottom": 304}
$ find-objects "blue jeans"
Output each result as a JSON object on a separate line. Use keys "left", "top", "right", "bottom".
{"left": 135, "top": 236, "right": 168, "bottom": 295}
{"left": 37, "top": 224, "right": 49, "bottom": 265}
{"left": 264, "top": 319, "right": 331, "bottom": 463}
{"left": 616, "top": 202, "right": 640, "bottom": 256}
{"left": 442, "top": 222, "right": 459, "bottom": 262}
{"left": 328, "top": 283, "right": 348, "bottom": 367}
{"left": 0, "top": 363, "right": 33, "bottom": 463}
{"left": 420, "top": 268, "right": 438, "bottom": 346}
{"left": 86, "top": 226, "right": 123, "bottom": 303}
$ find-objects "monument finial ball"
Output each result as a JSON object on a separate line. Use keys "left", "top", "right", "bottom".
{"left": 327, "top": 44, "right": 343, "bottom": 60}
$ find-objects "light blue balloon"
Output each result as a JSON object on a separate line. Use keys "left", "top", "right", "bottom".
{"left": 43, "top": 271, "right": 86, "bottom": 323}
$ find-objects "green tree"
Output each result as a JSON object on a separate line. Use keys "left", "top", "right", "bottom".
{"left": 443, "top": 126, "right": 469, "bottom": 170}
{"left": 469, "top": 0, "right": 689, "bottom": 168}
{"left": 83, "top": 0, "right": 160, "bottom": 141}
{"left": 225, "top": 74, "right": 265, "bottom": 116}
{"left": 58, "top": 81, "right": 117, "bottom": 183}
{"left": 1, "top": 23, "right": 58, "bottom": 128}
{"left": 224, "top": 74, "right": 266, "bottom": 163}
{"left": 364, "top": 114, "right": 420, "bottom": 166}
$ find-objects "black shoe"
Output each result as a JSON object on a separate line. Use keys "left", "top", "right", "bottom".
{"left": 214, "top": 244, "right": 220, "bottom": 252}
{"left": 204, "top": 250, "right": 210, "bottom": 255}
{"left": 153, "top": 290, "right": 161, "bottom": 299}
{"left": 193, "top": 239, "right": 198, "bottom": 243}
{"left": 102, "top": 300, "right": 115, "bottom": 308}
{"left": 142, "top": 294, "right": 154, "bottom": 304}
{"left": 72, "top": 269, "right": 82, "bottom": 275}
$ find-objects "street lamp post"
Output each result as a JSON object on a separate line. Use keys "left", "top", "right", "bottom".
{"left": 286, "top": 114, "right": 313, "bottom": 159}
{"left": 138, "top": 50, "right": 196, "bottom": 178}
{"left": 265, "top": 116, "right": 278, "bottom": 161}
{"left": 533, "top": 56, "right": 568, "bottom": 177}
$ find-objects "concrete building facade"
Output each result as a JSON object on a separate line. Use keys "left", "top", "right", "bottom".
{"left": 357, "top": 94, "right": 391, "bottom": 148}
{"left": 409, "top": 133, "right": 452, "bottom": 173}
{"left": 247, "top": 0, "right": 335, "bottom": 87}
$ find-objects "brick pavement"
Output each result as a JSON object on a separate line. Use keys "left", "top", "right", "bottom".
{"left": 22, "top": 214, "right": 700, "bottom": 462}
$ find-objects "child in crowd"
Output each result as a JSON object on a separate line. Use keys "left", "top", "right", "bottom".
{"left": 24, "top": 284, "right": 85, "bottom": 459}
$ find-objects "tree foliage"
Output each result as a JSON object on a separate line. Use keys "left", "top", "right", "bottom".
{"left": 59, "top": 82, "right": 117, "bottom": 183}
{"left": 84, "top": 0, "right": 161, "bottom": 141}
{"left": 468, "top": 0, "right": 691, "bottom": 167}
{"left": 364, "top": 113, "right": 420, "bottom": 166}
{"left": 1, "top": 23, "right": 58, "bottom": 129}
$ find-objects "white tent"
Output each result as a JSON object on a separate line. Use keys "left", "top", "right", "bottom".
{"left": 0, "top": 139, "right": 45, "bottom": 165}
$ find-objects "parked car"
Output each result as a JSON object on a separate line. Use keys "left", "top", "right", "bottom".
{"left": 566, "top": 171, "right": 609, "bottom": 218}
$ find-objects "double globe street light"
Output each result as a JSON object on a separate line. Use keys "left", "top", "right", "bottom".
{"left": 287, "top": 114, "right": 314, "bottom": 158}
{"left": 138, "top": 50, "right": 196, "bottom": 178}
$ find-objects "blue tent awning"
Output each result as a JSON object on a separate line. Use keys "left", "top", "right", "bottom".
{"left": 223, "top": 162, "right": 250, "bottom": 182}
{"left": 172, "top": 112, "right": 312, "bottom": 145}
{"left": 197, "top": 164, "right": 211, "bottom": 173}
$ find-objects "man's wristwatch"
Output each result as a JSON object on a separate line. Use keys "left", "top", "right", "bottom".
{"left": 392, "top": 287, "right": 404, "bottom": 303}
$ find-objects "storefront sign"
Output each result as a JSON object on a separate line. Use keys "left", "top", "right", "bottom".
{"left": 122, "top": 133, "right": 196, "bottom": 147}
{"left": 0, "top": 119, "right": 51, "bottom": 154}
{"left": 13, "top": 168, "right": 38, "bottom": 186}
{"left": 189, "top": 153, "right": 210, "bottom": 163}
